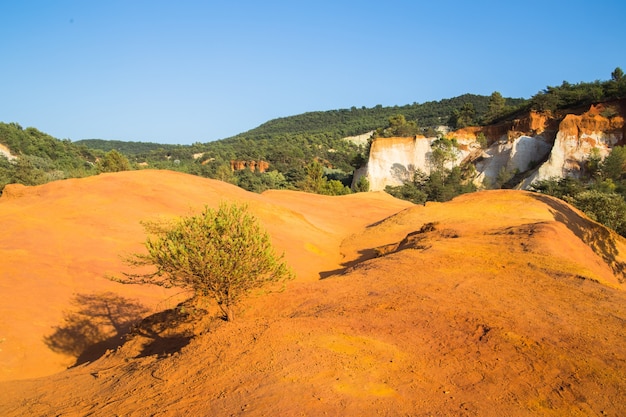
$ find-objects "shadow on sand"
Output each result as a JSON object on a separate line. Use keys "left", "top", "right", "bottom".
{"left": 319, "top": 247, "right": 379, "bottom": 279}
{"left": 44, "top": 292, "right": 196, "bottom": 365}
{"left": 530, "top": 193, "right": 626, "bottom": 282}
{"left": 44, "top": 292, "right": 150, "bottom": 366}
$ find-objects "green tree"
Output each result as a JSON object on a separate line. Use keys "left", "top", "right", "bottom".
{"left": 12, "top": 155, "right": 49, "bottom": 186}
{"left": 0, "top": 155, "right": 15, "bottom": 192}
{"left": 215, "top": 163, "right": 236, "bottom": 183}
{"left": 385, "top": 183, "right": 427, "bottom": 204}
{"left": 120, "top": 203, "right": 294, "bottom": 322}
{"left": 353, "top": 175, "right": 370, "bottom": 192}
{"left": 484, "top": 91, "right": 506, "bottom": 123}
{"left": 430, "top": 137, "right": 459, "bottom": 173}
{"left": 611, "top": 67, "right": 624, "bottom": 82}
{"left": 374, "top": 114, "right": 420, "bottom": 138}
{"left": 476, "top": 132, "right": 488, "bottom": 149}
{"left": 449, "top": 103, "right": 476, "bottom": 128}
{"left": 574, "top": 191, "right": 626, "bottom": 236}
{"left": 300, "top": 160, "right": 326, "bottom": 193}
{"left": 97, "top": 150, "right": 132, "bottom": 173}
{"left": 322, "top": 179, "right": 351, "bottom": 195}
{"left": 600, "top": 146, "right": 626, "bottom": 181}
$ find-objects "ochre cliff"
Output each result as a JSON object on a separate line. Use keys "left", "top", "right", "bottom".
{"left": 523, "top": 104, "right": 625, "bottom": 187}
{"left": 230, "top": 160, "right": 270, "bottom": 173}
{"left": 360, "top": 100, "right": 625, "bottom": 191}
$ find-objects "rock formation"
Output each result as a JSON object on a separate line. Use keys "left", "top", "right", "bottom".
{"left": 365, "top": 136, "right": 478, "bottom": 191}
{"left": 230, "top": 160, "right": 270, "bottom": 173}
{"left": 522, "top": 106, "right": 625, "bottom": 187}
{"left": 358, "top": 101, "right": 625, "bottom": 191}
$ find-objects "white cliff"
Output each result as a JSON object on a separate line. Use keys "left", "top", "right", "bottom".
{"left": 364, "top": 136, "right": 476, "bottom": 191}
{"left": 475, "top": 135, "right": 553, "bottom": 187}
{"left": 358, "top": 102, "right": 625, "bottom": 192}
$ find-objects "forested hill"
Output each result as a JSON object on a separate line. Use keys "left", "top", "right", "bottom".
{"left": 230, "top": 94, "right": 526, "bottom": 140}
{"left": 74, "top": 139, "right": 181, "bottom": 155}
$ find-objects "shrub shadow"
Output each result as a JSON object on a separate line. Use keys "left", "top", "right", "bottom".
{"left": 128, "top": 306, "right": 196, "bottom": 359}
{"left": 44, "top": 292, "right": 149, "bottom": 366}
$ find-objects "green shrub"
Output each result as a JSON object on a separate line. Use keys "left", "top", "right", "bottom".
{"left": 119, "top": 202, "right": 294, "bottom": 322}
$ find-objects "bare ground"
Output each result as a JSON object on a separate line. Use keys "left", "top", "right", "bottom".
{"left": 1, "top": 171, "right": 625, "bottom": 416}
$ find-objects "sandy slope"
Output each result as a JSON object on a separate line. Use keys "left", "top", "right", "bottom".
{"left": 1, "top": 171, "right": 626, "bottom": 416}
{"left": 0, "top": 170, "right": 412, "bottom": 382}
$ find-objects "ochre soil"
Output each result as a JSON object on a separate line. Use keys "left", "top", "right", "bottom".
{"left": 1, "top": 170, "right": 625, "bottom": 416}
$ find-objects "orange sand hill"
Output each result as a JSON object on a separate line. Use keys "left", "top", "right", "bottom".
{"left": 0, "top": 170, "right": 412, "bottom": 382}
{"left": 1, "top": 171, "right": 626, "bottom": 416}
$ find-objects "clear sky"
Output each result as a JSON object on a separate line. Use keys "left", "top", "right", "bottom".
{"left": 2, "top": 1, "right": 625, "bottom": 144}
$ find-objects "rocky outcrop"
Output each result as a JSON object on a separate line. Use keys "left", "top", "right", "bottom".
{"left": 523, "top": 109, "right": 624, "bottom": 187}
{"left": 364, "top": 136, "right": 478, "bottom": 191}
{"left": 0, "top": 143, "right": 16, "bottom": 161}
{"left": 359, "top": 101, "right": 625, "bottom": 191}
{"left": 475, "top": 135, "right": 553, "bottom": 187}
{"left": 230, "top": 160, "right": 270, "bottom": 173}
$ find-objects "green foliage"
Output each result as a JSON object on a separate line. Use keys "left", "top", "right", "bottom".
{"left": 611, "top": 67, "right": 624, "bottom": 82}
{"left": 574, "top": 191, "right": 626, "bottom": 236}
{"left": 299, "top": 160, "right": 326, "bottom": 193}
{"left": 232, "top": 169, "right": 289, "bottom": 193}
{"left": 585, "top": 147, "right": 603, "bottom": 180}
{"left": 600, "top": 146, "right": 626, "bottom": 181}
{"left": 233, "top": 94, "right": 506, "bottom": 140}
{"left": 374, "top": 114, "right": 421, "bottom": 138}
{"left": 494, "top": 166, "right": 517, "bottom": 189}
{"left": 430, "top": 137, "right": 459, "bottom": 173}
{"left": 482, "top": 91, "right": 506, "bottom": 124}
{"left": 476, "top": 132, "right": 488, "bottom": 149}
{"left": 385, "top": 183, "right": 427, "bottom": 205}
{"left": 448, "top": 102, "right": 476, "bottom": 129}
{"left": 322, "top": 179, "right": 352, "bottom": 196}
{"left": 527, "top": 69, "right": 626, "bottom": 114}
{"left": 530, "top": 177, "right": 586, "bottom": 200}
{"left": 96, "top": 150, "right": 132, "bottom": 173}
{"left": 0, "top": 122, "right": 97, "bottom": 192}
{"left": 531, "top": 171, "right": 626, "bottom": 237}
{"left": 0, "top": 155, "right": 13, "bottom": 190}
{"left": 353, "top": 175, "right": 370, "bottom": 193}
{"left": 120, "top": 203, "right": 294, "bottom": 322}
{"left": 298, "top": 160, "right": 352, "bottom": 196}
{"left": 74, "top": 139, "right": 181, "bottom": 155}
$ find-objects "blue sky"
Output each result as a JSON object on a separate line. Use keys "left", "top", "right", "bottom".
{"left": 2, "top": 1, "right": 625, "bottom": 144}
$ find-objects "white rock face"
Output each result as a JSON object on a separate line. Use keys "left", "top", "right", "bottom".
{"left": 358, "top": 110, "right": 624, "bottom": 192}
{"left": 363, "top": 136, "right": 474, "bottom": 191}
{"left": 522, "top": 122, "right": 622, "bottom": 188}
{"left": 366, "top": 137, "right": 432, "bottom": 191}
{"left": 0, "top": 144, "right": 16, "bottom": 161}
{"left": 475, "top": 135, "right": 552, "bottom": 187}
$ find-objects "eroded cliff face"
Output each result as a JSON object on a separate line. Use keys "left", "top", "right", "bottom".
{"left": 364, "top": 136, "right": 479, "bottom": 191}
{"left": 361, "top": 101, "right": 625, "bottom": 191}
{"left": 230, "top": 160, "right": 270, "bottom": 173}
{"left": 523, "top": 108, "right": 624, "bottom": 187}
